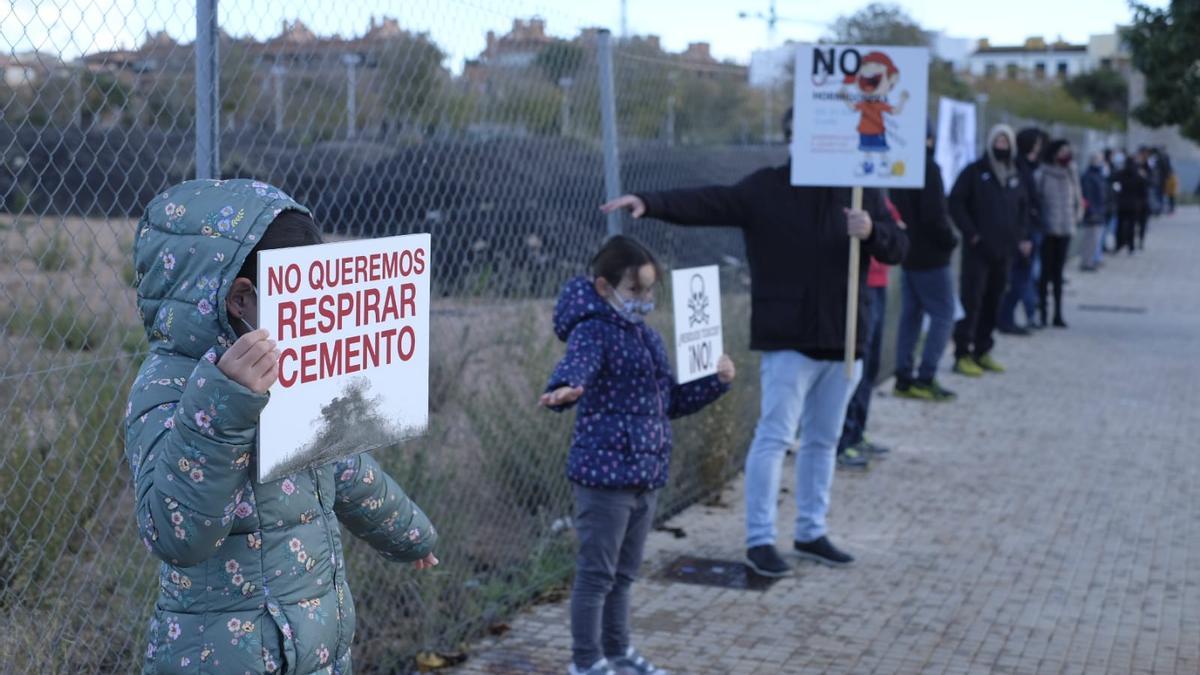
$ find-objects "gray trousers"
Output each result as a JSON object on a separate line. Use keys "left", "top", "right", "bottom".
{"left": 1079, "top": 224, "right": 1103, "bottom": 268}
{"left": 570, "top": 484, "right": 658, "bottom": 669}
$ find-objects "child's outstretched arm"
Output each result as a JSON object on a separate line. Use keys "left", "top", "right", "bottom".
{"left": 125, "top": 332, "right": 277, "bottom": 567}
{"left": 333, "top": 453, "right": 438, "bottom": 566}
{"left": 541, "top": 320, "right": 605, "bottom": 412}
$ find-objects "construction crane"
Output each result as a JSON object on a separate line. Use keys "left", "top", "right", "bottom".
{"left": 738, "top": 1, "right": 827, "bottom": 143}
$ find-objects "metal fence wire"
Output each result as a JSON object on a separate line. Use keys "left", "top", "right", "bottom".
{"left": 0, "top": 3, "right": 1132, "bottom": 672}
{"left": 0, "top": 2, "right": 778, "bottom": 672}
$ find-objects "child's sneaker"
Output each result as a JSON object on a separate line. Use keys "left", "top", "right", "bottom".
{"left": 570, "top": 658, "right": 617, "bottom": 675}
{"left": 609, "top": 647, "right": 667, "bottom": 675}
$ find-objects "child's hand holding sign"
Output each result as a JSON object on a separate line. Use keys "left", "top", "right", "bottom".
{"left": 717, "top": 354, "right": 736, "bottom": 385}
{"left": 218, "top": 329, "right": 280, "bottom": 394}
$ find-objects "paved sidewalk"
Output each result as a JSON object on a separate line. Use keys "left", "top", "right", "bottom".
{"left": 453, "top": 208, "right": 1200, "bottom": 675}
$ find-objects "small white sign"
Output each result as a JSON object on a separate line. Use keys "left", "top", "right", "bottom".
{"left": 790, "top": 44, "right": 929, "bottom": 188}
{"left": 672, "top": 265, "right": 723, "bottom": 384}
{"left": 935, "top": 96, "right": 978, "bottom": 195}
{"left": 255, "top": 234, "right": 431, "bottom": 483}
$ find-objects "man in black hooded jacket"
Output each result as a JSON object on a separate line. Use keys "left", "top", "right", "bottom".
{"left": 948, "top": 124, "right": 1032, "bottom": 377}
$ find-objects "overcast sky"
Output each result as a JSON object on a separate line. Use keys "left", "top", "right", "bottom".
{"left": 6, "top": 0, "right": 1167, "bottom": 69}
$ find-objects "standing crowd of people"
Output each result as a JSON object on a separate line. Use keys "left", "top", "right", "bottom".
{"left": 123, "top": 106, "right": 1179, "bottom": 674}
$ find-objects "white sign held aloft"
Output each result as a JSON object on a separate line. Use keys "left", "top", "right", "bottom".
{"left": 935, "top": 96, "right": 978, "bottom": 195}
{"left": 790, "top": 44, "right": 930, "bottom": 189}
{"left": 255, "top": 234, "right": 431, "bottom": 483}
{"left": 672, "top": 265, "right": 723, "bottom": 384}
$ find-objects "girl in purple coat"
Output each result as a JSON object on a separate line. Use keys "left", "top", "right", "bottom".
{"left": 540, "top": 236, "right": 736, "bottom": 675}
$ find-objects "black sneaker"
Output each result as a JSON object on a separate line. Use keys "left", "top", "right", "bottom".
{"left": 745, "top": 545, "right": 792, "bottom": 577}
{"left": 860, "top": 438, "right": 890, "bottom": 456}
{"left": 793, "top": 536, "right": 855, "bottom": 567}
{"left": 836, "top": 446, "right": 870, "bottom": 471}
{"left": 997, "top": 324, "right": 1031, "bottom": 336}
{"left": 918, "top": 379, "right": 958, "bottom": 401}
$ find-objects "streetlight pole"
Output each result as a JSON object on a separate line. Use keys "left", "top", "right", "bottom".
{"left": 739, "top": 3, "right": 827, "bottom": 145}
{"left": 975, "top": 92, "right": 989, "bottom": 154}
{"left": 342, "top": 53, "right": 362, "bottom": 140}
{"left": 665, "top": 95, "right": 676, "bottom": 146}
{"left": 559, "top": 76, "right": 573, "bottom": 137}
{"left": 271, "top": 64, "right": 285, "bottom": 134}
{"left": 739, "top": 1, "right": 778, "bottom": 143}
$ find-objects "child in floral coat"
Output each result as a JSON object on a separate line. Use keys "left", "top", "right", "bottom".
{"left": 125, "top": 179, "right": 438, "bottom": 674}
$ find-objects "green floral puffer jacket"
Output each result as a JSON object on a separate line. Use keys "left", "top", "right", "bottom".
{"left": 125, "top": 179, "right": 437, "bottom": 674}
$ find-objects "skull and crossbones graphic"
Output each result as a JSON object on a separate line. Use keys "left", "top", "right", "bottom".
{"left": 687, "top": 274, "right": 710, "bottom": 327}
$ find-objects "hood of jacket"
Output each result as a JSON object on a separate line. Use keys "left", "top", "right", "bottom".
{"left": 1016, "top": 127, "right": 1043, "bottom": 160}
{"left": 133, "top": 179, "right": 310, "bottom": 362}
{"left": 553, "top": 275, "right": 634, "bottom": 341}
{"left": 986, "top": 124, "right": 1017, "bottom": 181}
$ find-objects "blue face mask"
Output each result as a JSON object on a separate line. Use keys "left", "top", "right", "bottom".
{"left": 611, "top": 288, "right": 655, "bottom": 323}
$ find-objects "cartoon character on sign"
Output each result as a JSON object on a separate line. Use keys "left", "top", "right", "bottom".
{"left": 841, "top": 51, "right": 910, "bottom": 178}
{"left": 687, "top": 274, "right": 709, "bottom": 327}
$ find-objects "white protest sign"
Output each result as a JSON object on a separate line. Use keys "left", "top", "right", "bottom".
{"left": 255, "top": 234, "right": 430, "bottom": 483}
{"left": 935, "top": 96, "right": 978, "bottom": 195}
{"left": 790, "top": 44, "right": 929, "bottom": 188}
{"left": 672, "top": 265, "right": 723, "bottom": 384}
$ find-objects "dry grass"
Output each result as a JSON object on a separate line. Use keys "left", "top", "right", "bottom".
{"left": 0, "top": 213, "right": 760, "bottom": 672}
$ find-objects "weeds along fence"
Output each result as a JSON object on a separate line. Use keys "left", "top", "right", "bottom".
{"left": 0, "top": 2, "right": 782, "bottom": 671}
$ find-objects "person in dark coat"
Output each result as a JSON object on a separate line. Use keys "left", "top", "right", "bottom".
{"left": 1114, "top": 153, "right": 1149, "bottom": 254}
{"left": 892, "top": 123, "right": 959, "bottom": 401}
{"left": 997, "top": 127, "right": 1045, "bottom": 334}
{"left": 600, "top": 107, "right": 908, "bottom": 577}
{"left": 948, "top": 124, "right": 1031, "bottom": 377}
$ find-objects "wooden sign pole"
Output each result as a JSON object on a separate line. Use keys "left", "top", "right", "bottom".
{"left": 844, "top": 186, "right": 863, "bottom": 378}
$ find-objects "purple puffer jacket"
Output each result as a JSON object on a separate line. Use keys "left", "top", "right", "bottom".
{"left": 545, "top": 276, "right": 728, "bottom": 490}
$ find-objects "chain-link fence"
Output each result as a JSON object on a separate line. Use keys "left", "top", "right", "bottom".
{"left": 3, "top": 3, "right": 1143, "bottom": 671}
{"left": 0, "top": 2, "right": 780, "bottom": 672}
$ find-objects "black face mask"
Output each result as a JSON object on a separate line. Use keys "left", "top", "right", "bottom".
{"left": 993, "top": 148, "right": 1012, "bottom": 162}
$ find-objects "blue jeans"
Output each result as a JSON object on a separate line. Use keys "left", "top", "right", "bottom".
{"left": 998, "top": 256, "right": 1037, "bottom": 327}
{"left": 1099, "top": 213, "right": 1117, "bottom": 261}
{"left": 745, "top": 351, "right": 862, "bottom": 546}
{"left": 895, "top": 266, "right": 956, "bottom": 383}
{"left": 839, "top": 287, "right": 886, "bottom": 450}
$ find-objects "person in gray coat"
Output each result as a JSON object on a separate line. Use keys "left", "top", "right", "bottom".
{"left": 1035, "top": 140, "right": 1083, "bottom": 328}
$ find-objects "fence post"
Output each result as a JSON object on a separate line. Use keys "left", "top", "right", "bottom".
{"left": 597, "top": 29, "right": 622, "bottom": 238}
{"left": 194, "top": 0, "right": 219, "bottom": 179}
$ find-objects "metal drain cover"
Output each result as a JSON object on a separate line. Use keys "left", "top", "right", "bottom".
{"left": 1078, "top": 304, "right": 1148, "bottom": 314}
{"left": 659, "top": 556, "right": 783, "bottom": 590}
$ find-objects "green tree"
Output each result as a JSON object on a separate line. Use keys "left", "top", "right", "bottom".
{"left": 824, "top": 3, "right": 973, "bottom": 113}
{"left": 827, "top": 2, "right": 928, "bottom": 46}
{"left": 371, "top": 33, "right": 450, "bottom": 126}
{"left": 533, "top": 41, "right": 585, "bottom": 84}
{"left": 1126, "top": 1, "right": 1200, "bottom": 142}
{"left": 219, "top": 40, "right": 263, "bottom": 127}
{"left": 1064, "top": 69, "right": 1129, "bottom": 117}
{"left": 975, "top": 78, "right": 1122, "bottom": 130}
